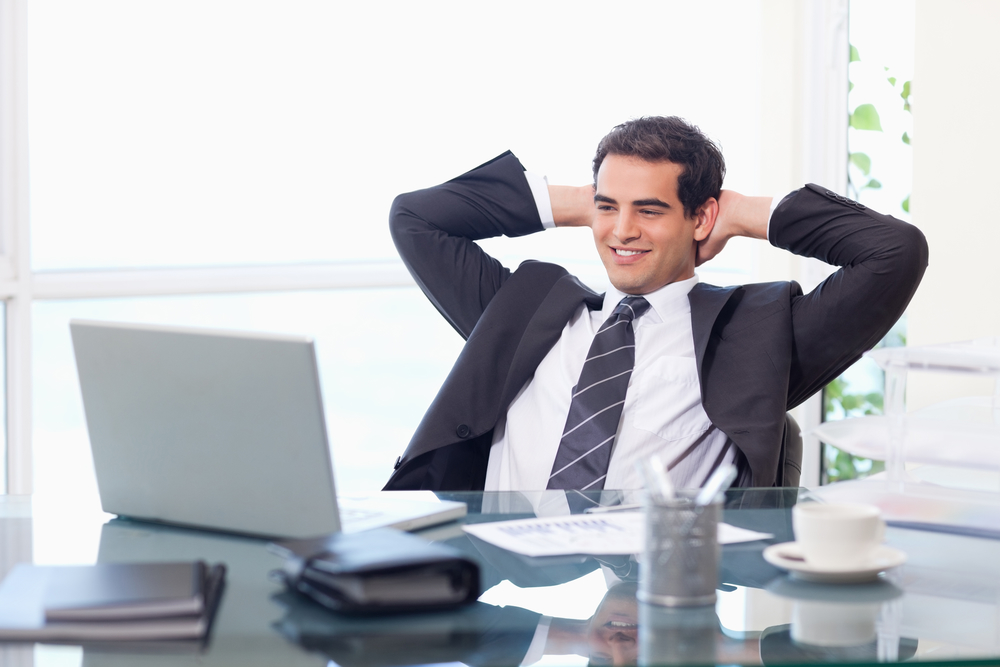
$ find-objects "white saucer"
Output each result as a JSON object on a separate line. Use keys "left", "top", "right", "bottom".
{"left": 763, "top": 542, "right": 907, "bottom": 584}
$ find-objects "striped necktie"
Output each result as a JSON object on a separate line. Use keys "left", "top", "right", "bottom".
{"left": 547, "top": 296, "right": 651, "bottom": 490}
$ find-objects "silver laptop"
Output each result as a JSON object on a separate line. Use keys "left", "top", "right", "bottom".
{"left": 70, "top": 320, "right": 465, "bottom": 539}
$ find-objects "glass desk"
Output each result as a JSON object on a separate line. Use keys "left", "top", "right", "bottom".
{"left": 3, "top": 488, "right": 1000, "bottom": 666}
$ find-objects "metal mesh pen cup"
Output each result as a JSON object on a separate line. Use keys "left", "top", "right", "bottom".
{"left": 639, "top": 603, "right": 718, "bottom": 666}
{"left": 638, "top": 492, "right": 721, "bottom": 607}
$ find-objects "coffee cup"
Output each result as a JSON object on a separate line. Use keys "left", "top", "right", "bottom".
{"left": 792, "top": 503, "right": 885, "bottom": 570}
{"left": 791, "top": 599, "right": 879, "bottom": 647}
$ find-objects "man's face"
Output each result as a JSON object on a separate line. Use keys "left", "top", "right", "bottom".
{"left": 592, "top": 155, "right": 713, "bottom": 295}
{"left": 588, "top": 582, "right": 639, "bottom": 667}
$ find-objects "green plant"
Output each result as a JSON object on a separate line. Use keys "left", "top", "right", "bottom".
{"left": 846, "top": 45, "right": 913, "bottom": 213}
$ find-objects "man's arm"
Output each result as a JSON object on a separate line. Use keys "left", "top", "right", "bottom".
{"left": 777, "top": 186, "right": 927, "bottom": 406}
{"left": 389, "top": 152, "right": 545, "bottom": 339}
{"left": 547, "top": 184, "right": 595, "bottom": 228}
{"left": 701, "top": 186, "right": 928, "bottom": 408}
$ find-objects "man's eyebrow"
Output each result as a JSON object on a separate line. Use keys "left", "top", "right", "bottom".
{"left": 594, "top": 194, "right": 616, "bottom": 204}
{"left": 632, "top": 198, "right": 671, "bottom": 208}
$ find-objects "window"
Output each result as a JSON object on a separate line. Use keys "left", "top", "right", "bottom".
{"left": 1, "top": 1, "right": 845, "bottom": 497}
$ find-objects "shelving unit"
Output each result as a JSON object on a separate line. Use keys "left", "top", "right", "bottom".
{"left": 811, "top": 337, "right": 1000, "bottom": 536}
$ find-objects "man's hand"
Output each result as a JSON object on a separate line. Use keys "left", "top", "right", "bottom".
{"left": 551, "top": 184, "right": 596, "bottom": 228}
{"left": 696, "top": 190, "right": 772, "bottom": 266}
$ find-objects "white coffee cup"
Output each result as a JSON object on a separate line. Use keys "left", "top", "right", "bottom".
{"left": 792, "top": 600, "right": 879, "bottom": 647}
{"left": 792, "top": 503, "right": 885, "bottom": 570}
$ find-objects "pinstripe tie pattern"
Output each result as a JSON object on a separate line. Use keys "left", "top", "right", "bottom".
{"left": 547, "top": 296, "right": 651, "bottom": 490}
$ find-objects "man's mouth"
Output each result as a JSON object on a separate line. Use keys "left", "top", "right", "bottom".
{"left": 613, "top": 248, "right": 649, "bottom": 257}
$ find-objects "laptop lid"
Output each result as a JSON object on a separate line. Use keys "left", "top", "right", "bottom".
{"left": 70, "top": 320, "right": 342, "bottom": 539}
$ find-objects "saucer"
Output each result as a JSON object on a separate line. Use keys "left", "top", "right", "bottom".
{"left": 763, "top": 542, "right": 906, "bottom": 584}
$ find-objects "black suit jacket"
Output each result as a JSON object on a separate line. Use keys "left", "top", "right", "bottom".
{"left": 384, "top": 152, "right": 928, "bottom": 490}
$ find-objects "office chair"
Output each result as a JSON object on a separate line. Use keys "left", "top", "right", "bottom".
{"left": 776, "top": 413, "right": 803, "bottom": 488}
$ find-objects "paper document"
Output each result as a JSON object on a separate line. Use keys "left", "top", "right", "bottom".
{"left": 462, "top": 513, "right": 772, "bottom": 557}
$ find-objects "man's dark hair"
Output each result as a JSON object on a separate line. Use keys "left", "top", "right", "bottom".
{"left": 592, "top": 116, "right": 726, "bottom": 219}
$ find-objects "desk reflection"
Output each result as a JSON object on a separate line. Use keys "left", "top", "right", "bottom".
{"left": 26, "top": 489, "right": 1000, "bottom": 667}
{"left": 275, "top": 574, "right": 769, "bottom": 667}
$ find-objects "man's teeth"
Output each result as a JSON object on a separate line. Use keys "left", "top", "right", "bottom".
{"left": 615, "top": 249, "right": 644, "bottom": 256}
{"left": 608, "top": 621, "right": 637, "bottom": 628}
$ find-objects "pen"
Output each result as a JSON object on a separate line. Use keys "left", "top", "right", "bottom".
{"left": 583, "top": 503, "right": 643, "bottom": 514}
{"left": 695, "top": 464, "right": 738, "bottom": 506}
{"left": 636, "top": 453, "right": 676, "bottom": 502}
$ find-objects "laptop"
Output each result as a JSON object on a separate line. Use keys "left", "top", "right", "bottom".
{"left": 69, "top": 320, "right": 465, "bottom": 539}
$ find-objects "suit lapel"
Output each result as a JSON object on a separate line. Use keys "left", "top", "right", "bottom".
{"left": 688, "top": 283, "right": 739, "bottom": 372}
{"left": 500, "top": 275, "right": 602, "bottom": 409}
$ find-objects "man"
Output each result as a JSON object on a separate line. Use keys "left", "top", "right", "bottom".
{"left": 384, "top": 116, "right": 927, "bottom": 492}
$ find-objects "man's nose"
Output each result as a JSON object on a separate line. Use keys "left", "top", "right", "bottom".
{"left": 614, "top": 210, "right": 641, "bottom": 243}
{"left": 610, "top": 642, "right": 636, "bottom": 667}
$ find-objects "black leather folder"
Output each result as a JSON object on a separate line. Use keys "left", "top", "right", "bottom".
{"left": 270, "top": 528, "right": 480, "bottom": 614}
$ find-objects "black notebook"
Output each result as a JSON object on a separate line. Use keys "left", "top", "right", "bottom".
{"left": 271, "top": 527, "right": 480, "bottom": 614}
{"left": 0, "top": 561, "right": 225, "bottom": 642}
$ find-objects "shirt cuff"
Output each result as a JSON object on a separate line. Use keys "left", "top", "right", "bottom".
{"left": 524, "top": 170, "right": 555, "bottom": 229}
{"left": 521, "top": 616, "right": 553, "bottom": 665}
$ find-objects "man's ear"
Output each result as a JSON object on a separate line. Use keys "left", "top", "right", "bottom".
{"left": 692, "top": 197, "right": 719, "bottom": 242}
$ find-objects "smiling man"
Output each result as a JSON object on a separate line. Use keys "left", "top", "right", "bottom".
{"left": 384, "top": 116, "right": 927, "bottom": 492}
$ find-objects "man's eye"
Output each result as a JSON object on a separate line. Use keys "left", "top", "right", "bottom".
{"left": 640, "top": 209, "right": 662, "bottom": 216}
{"left": 596, "top": 204, "right": 615, "bottom": 211}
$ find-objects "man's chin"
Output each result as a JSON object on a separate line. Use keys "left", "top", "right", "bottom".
{"left": 606, "top": 275, "right": 654, "bottom": 296}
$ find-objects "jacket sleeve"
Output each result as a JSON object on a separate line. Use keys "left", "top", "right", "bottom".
{"left": 769, "top": 184, "right": 929, "bottom": 408}
{"left": 389, "top": 151, "right": 546, "bottom": 339}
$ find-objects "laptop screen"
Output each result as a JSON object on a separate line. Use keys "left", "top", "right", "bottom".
{"left": 71, "top": 320, "right": 342, "bottom": 539}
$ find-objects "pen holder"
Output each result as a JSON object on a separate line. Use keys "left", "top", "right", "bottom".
{"left": 639, "top": 603, "right": 717, "bottom": 666}
{"left": 638, "top": 491, "right": 720, "bottom": 607}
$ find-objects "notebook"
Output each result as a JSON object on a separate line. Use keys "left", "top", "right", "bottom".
{"left": 69, "top": 320, "right": 465, "bottom": 539}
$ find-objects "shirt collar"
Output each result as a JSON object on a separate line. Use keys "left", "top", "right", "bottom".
{"left": 601, "top": 275, "right": 699, "bottom": 325}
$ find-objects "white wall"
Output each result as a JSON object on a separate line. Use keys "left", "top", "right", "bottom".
{"left": 907, "top": 0, "right": 1000, "bottom": 409}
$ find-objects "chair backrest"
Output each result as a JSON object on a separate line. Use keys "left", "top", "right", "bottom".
{"left": 777, "top": 412, "right": 803, "bottom": 487}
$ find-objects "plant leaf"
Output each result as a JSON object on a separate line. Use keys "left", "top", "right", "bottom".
{"left": 901, "top": 80, "right": 911, "bottom": 100}
{"left": 850, "top": 44, "right": 860, "bottom": 62}
{"left": 849, "top": 81, "right": 854, "bottom": 93}
{"left": 850, "top": 152, "right": 872, "bottom": 175}
{"left": 902, "top": 131, "right": 911, "bottom": 145}
{"left": 864, "top": 178, "right": 882, "bottom": 190}
{"left": 901, "top": 195, "right": 910, "bottom": 213}
{"left": 850, "top": 104, "right": 883, "bottom": 131}
{"left": 888, "top": 76, "right": 897, "bottom": 86}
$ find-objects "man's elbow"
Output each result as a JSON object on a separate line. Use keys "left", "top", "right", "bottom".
{"left": 899, "top": 222, "right": 930, "bottom": 289}
{"left": 388, "top": 192, "right": 418, "bottom": 244}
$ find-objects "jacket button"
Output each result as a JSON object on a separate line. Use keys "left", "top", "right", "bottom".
{"left": 456, "top": 424, "right": 471, "bottom": 438}
{"left": 824, "top": 190, "right": 836, "bottom": 197}
{"left": 394, "top": 456, "right": 402, "bottom": 470}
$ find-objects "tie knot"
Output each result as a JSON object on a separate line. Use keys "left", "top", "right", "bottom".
{"left": 613, "top": 296, "right": 651, "bottom": 323}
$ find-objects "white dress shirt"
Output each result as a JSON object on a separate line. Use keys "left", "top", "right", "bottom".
{"left": 485, "top": 276, "right": 733, "bottom": 491}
